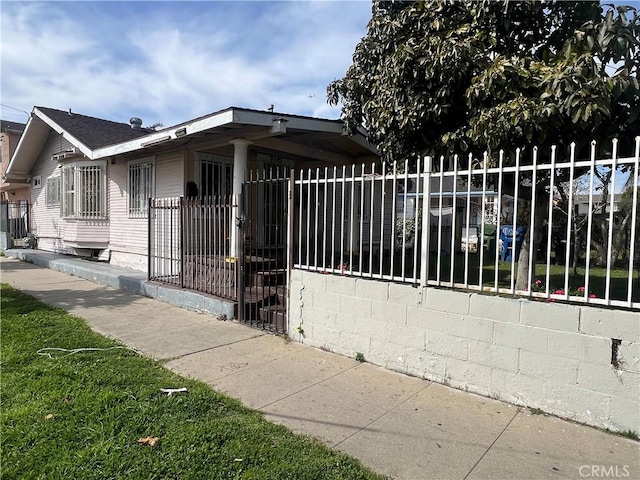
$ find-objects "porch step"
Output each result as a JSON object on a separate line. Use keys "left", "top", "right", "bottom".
{"left": 276, "top": 285, "right": 287, "bottom": 307}
{"left": 248, "top": 269, "right": 286, "bottom": 287}
{"left": 243, "top": 286, "right": 277, "bottom": 304}
{"left": 242, "top": 286, "right": 287, "bottom": 306}
{"left": 259, "top": 304, "right": 287, "bottom": 331}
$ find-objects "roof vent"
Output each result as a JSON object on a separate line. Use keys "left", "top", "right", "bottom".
{"left": 130, "top": 117, "right": 143, "bottom": 130}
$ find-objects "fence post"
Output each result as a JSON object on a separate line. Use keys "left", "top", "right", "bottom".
{"left": 604, "top": 139, "right": 619, "bottom": 304}
{"left": 286, "top": 171, "right": 295, "bottom": 330}
{"left": 420, "top": 156, "right": 432, "bottom": 287}
{"left": 147, "top": 197, "right": 152, "bottom": 280}
{"left": 180, "top": 197, "right": 185, "bottom": 289}
{"left": 628, "top": 136, "right": 640, "bottom": 307}
{"left": 26, "top": 201, "right": 31, "bottom": 236}
{"left": 236, "top": 192, "right": 245, "bottom": 321}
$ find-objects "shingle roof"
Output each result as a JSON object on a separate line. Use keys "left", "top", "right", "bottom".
{"left": 0, "top": 120, "right": 26, "bottom": 133}
{"left": 36, "top": 107, "right": 152, "bottom": 149}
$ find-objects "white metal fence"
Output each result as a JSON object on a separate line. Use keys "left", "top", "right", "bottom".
{"left": 294, "top": 137, "right": 640, "bottom": 310}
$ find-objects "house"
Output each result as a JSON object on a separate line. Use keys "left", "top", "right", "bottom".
{"left": 4, "top": 106, "right": 377, "bottom": 271}
{"left": 1, "top": 120, "right": 27, "bottom": 201}
{"left": 5, "top": 109, "right": 638, "bottom": 432}
{"left": 0, "top": 120, "right": 29, "bottom": 249}
{"left": 573, "top": 193, "right": 622, "bottom": 215}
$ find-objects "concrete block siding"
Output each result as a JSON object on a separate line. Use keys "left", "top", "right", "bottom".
{"left": 289, "top": 270, "right": 640, "bottom": 432}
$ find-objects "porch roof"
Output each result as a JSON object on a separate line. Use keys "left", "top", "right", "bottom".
{"left": 93, "top": 106, "right": 377, "bottom": 165}
{"left": 4, "top": 106, "right": 377, "bottom": 183}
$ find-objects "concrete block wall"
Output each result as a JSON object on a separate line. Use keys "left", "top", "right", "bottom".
{"left": 289, "top": 269, "right": 640, "bottom": 432}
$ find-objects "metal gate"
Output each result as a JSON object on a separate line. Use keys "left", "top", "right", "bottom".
{"left": 238, "top": 167, "right": 291, "bottom": 333}
{"left": 0, "top": 200, "right": 31, "bottom": 249}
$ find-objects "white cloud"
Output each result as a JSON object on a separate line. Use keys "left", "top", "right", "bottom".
{"left": 1, "top": 1, "right": 370, "bottom": 127}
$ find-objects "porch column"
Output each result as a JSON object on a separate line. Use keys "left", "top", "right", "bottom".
{"left": 230, "top": 139, "right": 252, "bottom": 258}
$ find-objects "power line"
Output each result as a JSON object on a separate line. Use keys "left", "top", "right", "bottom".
{"left": 0, "top": 104, "right": 30, "bottom": 120}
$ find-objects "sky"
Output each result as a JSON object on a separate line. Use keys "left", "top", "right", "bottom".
{"left": 0, "top": 1, "right": 372, "bottom": 128}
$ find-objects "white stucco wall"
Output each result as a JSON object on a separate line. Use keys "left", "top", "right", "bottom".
{"left": 289, "top": 270, "right": 640, "bottom": 432}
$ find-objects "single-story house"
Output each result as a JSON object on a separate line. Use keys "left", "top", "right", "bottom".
{"left": 4, "top": 106, "right": 378, "bottom": 271}
{"left": 7, "top": 107, "right": 637, "bottom": 434}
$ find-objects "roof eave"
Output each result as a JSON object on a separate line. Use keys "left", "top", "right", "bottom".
{"left": 5, "top": 111, "right": 40, "bottom": 180}
{"left": 93, "top": 109, "right": 236, "bottom": 159}
{"left": 34, "top": 108, "right": 94, "bottom": 158}
{"left": 2, "top": 173, "right": 30, "bottom": 184}
{"left": 93, "top": 107, "right": 374, "bottom": 159}
{"left": 5, "top": 107, "right": 96, "bottom": 179}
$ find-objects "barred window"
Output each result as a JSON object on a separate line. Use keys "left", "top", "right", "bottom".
{"left": 128, "top": 158, "right": 154, "bottom": 217}
{"left": 46, "top": 176, "right": 61, "bottom": 206}
{"left": 198, "top": 153, "right": 232, "bottom": 199}
{"left": 62, "top": 165, "right": 75, "bottom": 217}
{"left": 61, "top": 162, "right": 106, "bottom": 219}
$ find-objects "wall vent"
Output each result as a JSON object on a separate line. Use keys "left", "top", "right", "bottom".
{"left": 51, "top": 148, "right": 79, "bottom": 162}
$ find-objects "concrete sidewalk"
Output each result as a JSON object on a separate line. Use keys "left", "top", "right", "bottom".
{"left": 1, "top": 254, "right": 638, "bottom": 480}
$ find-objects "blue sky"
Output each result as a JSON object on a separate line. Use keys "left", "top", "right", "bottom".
{"left": 1, "top": 1, "right": 372, "bottom": 128}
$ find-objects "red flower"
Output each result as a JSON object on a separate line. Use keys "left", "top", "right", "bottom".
{"left": 554, "top": 289, "right": 564, "bottom": 295}
{"left": 589, "top": 293, "right": 597, "bottom": 298}
{"left": 577, "top": 286, "right": 585, "bottom": 292}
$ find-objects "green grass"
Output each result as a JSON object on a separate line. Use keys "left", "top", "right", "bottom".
{"left": 0, "top": 284, "right": 384, "bottom": 480}
{"left": 528, "top": 407, "right": 547, "bottom": 416}
{"left": 425, "top": 252, "right": 639, "bottom": 302}
{"left": 618, "top": 430, "right": 640, "bottom": 441}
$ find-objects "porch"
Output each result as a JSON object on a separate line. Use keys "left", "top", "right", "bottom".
{"left": 148, "top": 169, "right": 291, "bottom": 333}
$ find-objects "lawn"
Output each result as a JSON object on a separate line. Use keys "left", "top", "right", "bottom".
{"left": 0, "top": 284, "right": 384, "bottom": 480}
{"left": 426, "top": 251, "right": 639, "bottom": 302}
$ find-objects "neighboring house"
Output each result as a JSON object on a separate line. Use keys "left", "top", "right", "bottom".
{"left": 573, "top": 193, "right": 621, "bottom": 215}
{"left": 4, "top": 106, "right": 377, "bottom": 271}
{"left": 1, "top": 120, "right": 27, "bottom": 201}
{"left": 395, "top": 173, "right": 499, "bottom": 255}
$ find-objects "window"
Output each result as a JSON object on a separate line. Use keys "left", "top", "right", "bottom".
{"left": 198, "top": 153, "right": 232, "bottom": 198}
{"left": 62, "top": 166, "right": 75, "bottom": 217}
{"left": 61, "top": 161, "right": 106, "bottom": 219}
{"left": 33, "top": 175, "right": 42, "bottom": 188}
{"left": 484, "top": 195, "right": 498, "bottom": 225}
{"left": 46, "top": 176, "right": 61, "bottom": 206}
{"left": 128, "top": 158, "right": 154, "bottom": 217}
{"left": 260, "top": 161, "right": 290, "bottom": 246}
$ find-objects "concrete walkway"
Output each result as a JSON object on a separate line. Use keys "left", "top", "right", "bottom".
{"left": 1, "top": 253, "right": 638, "bottom": 480}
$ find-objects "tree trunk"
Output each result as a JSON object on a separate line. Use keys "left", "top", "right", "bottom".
{"left": 590, "top": 238, "right": 607, "bottom": 267}
{"left": 515, "top": 234, "right": 531, "bottom": 291}
{"left": 572, "top": 218, "right": 580, "bottom": 275}
{"left": 515, "top": 193, "right": 548, "bottom": 291}
{"left": 610, "top": 209, "right": 632, "bottom": 267}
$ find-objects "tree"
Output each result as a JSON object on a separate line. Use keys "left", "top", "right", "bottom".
{"left": 328, "top": 0, "right": 639, "bottom": 289}
{"left": 329, "top": 0, "right": 639, "bottom": 160}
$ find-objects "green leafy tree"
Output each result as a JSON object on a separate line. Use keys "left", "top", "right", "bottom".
{"left": 328, "top": 0, "right": 639, "bottom": 289}
{"left": 329, "top": 0, "right": 639, "bottom": 160}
